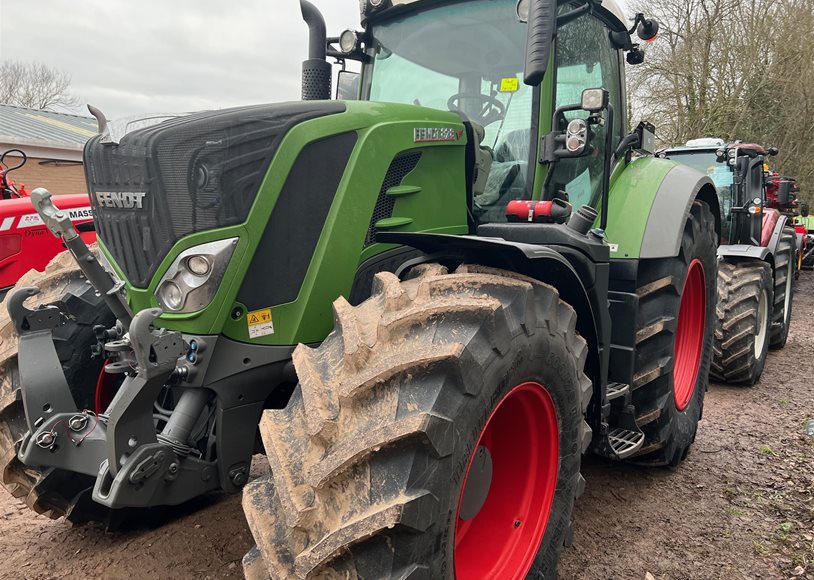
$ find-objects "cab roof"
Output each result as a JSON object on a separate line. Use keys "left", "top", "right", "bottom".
{"left": 368, "top": 0, "right": 630, "bottom": 31}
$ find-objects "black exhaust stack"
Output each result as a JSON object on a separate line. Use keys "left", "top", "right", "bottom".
{"left": 300, "top": 0, "right": 332, "bottom": 100}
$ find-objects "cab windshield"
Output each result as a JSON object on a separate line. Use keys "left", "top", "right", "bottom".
{"left": 366, "top": 0, "right": 533, "bottom": 217}
{"left": 667, "top": 150, "right": 735, "bottom": 236}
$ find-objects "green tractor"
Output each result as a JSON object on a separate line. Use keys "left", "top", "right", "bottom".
{"left": 0, "top": 0, "right": 721, "bottom": 577}
{"left": 662, "top": 139, "right": 796, "bottom": 386}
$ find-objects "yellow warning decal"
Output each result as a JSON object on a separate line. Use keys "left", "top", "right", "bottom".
{"left": 500, "top": 77, "right": 519, "bottom": 93}
{"left": 247, "top": 308, "right": 274, "bottom": 338}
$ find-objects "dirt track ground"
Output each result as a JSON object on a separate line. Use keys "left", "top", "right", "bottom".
{"left": 0, "top": 276, "right": 812, "bottom": 579}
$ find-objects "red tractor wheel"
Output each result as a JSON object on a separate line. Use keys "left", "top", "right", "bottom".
{"left": 243, "top": 264, "right": 593, "bottom": 579}
{"left": 628, "top": 200, "right": 717, "bottom": 466}
{"left": 454, "top": 382, "right": 559, "bottom": 579}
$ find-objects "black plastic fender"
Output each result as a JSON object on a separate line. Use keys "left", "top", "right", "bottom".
{"left": 718, "top": 244, "right": 771, "bottom": 262}
{"left": 639, "top": 164, "right": 721, "bottom": 259}
{"left": 377, "top": 231, "right": 606, "bottom": 408}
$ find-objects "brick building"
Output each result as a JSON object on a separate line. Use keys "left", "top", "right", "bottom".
{"left": 0, "top": 104, "right": 97, "bottom": 194}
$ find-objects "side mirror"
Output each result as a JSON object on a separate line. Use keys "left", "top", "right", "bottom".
{"left": 337, "top": 70, "right": 360, "bottom": 100}
{"left": 767, "top": 146, "right": 779, "bottom": 156}
{"left": 801, "top": 203, "right": 810, "bottom": 218}
{"left": 637, "top": 18, "right": 659, "bottom": 41}
{"left": 523, "top": 0, "right": 557, "bottom": 86}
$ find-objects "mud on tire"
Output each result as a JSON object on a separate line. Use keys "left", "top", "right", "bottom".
{"left": 243, "top": 264, "right": 593, "bottom": 579}
{"left": 710, "top": 261, "right": 773, "bottom": 386}
{"left": 629, "top": 200, "right": 717, "bottom": 466}
{"left": 769, "top": 226, "right": 795, "bottom": 349}
{"left": 0, "top": 251, "right": 114, "bottom": 522}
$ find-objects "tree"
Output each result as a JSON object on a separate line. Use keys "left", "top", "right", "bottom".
{"left": 0, "top": 60, "right": 80, "bottom": 111}
{"left": 628, "top": 0, "right": 814, "bottom": 203}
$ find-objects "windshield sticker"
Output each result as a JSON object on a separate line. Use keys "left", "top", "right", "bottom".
{"left": 500, "top": 78, "right": 520, "bottom": 93}
{"left": 247, "top": 308, "right": 274, "bottom": 338}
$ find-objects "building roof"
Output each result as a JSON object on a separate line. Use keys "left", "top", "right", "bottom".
{"left": 0, "top": 104, "right": 98, "bottom": 151}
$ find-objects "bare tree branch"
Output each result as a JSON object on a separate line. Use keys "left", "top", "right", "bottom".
{"left": 0, "top": 60, "right": 80, "bottom": 111}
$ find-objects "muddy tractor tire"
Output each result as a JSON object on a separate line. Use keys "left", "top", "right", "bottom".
{"left": 0, "top": 251, "right": 114, "bottom": 523}
{"left": 710, "top": 261, "right": 773, "bottom": 386}
{"left": 628, "top": 200, "right": 717, "bottom": 467}
{"left": 769, "top": 226, "right": 796, "bottom": 349}
{"left": 243, "top": 264, "right": 592, "bottom": 579}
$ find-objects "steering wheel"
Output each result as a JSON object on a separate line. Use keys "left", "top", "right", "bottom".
{"left": 447, "top": 93, "right": 506, "bottom": 126}
{"left": 0, "top": 149, "right": 26, "bottom": 199}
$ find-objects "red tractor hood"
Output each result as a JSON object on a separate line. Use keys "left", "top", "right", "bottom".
{"left": 0, "top": 193, "right": 95, "bottom": 290}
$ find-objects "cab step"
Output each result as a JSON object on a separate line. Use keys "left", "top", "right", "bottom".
{"left": 606, "top": 382, "right": 630, "bottom": 401}
{"left": 607, "top": 428, "right": 645, "bottom": 459}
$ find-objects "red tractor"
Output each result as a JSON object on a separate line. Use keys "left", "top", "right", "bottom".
{"left": 765, "top": 174, "right": 806, "bottom": 275}
{"left": 0, "top": 149, "right": 96, "bottom": 295}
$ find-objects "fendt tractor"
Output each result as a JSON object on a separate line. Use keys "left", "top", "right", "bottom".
{"left": 663, "top": 139, "right": 796, "bottom": 386}
{"left": 0, "top": 149, "right": 95, "bottom": 295}
{"left": 0, "top": 0, "right": 723, "bottom": 577}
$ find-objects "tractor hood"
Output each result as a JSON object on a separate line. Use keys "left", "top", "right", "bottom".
{"left": 84, "top": 102, "right": 346, "bottom": 287}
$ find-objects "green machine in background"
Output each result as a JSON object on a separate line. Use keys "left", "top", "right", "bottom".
{"left": 2, "top": 0, "right": 722, "bottom": 577}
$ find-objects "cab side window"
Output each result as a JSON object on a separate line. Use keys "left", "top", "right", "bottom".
{"left": 550, "top": 13, "right": 624, "bottom": 209}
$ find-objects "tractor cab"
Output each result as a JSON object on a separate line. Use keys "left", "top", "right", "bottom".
{"left": 663, "top": 139, "right": 776, "bottom": 246}
{"left": 332, "top": 0, "right": 658, "bottom": 226}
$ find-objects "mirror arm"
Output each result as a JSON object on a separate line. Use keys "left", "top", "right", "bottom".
{"left": 599, "top": 103, "right": 614, "bottom": 231}
{"left": 557, "top": 2, "right": 594, "bottom": 28}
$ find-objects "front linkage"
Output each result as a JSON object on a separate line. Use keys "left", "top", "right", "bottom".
{"left": 7, "top": 189, "right": 267, "bottom": 509}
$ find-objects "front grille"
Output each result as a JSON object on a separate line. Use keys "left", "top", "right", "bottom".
{"left": 85, "top": 102, "right": 345, "bottom": 287}
{"left": 364, "top": 151, "right": 422, "bottom": 246}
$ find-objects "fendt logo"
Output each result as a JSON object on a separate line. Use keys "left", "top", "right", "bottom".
{"left": 95, "top": 191, "right": 147, "bottom": 210}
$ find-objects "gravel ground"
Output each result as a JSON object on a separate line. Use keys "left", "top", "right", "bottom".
{"left": 0, "top": 275, "right": 812, "bottom": 580}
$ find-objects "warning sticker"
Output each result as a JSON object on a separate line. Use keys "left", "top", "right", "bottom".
{"left": 499, "top": 77, "right": 519, "bottom": 93}
{"left": 247, "top": 308, "right": 274, "bottom": 338}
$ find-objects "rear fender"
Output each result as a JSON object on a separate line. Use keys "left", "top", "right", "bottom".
{"left": 605, "top": 158, "right": 721, "bottom": 259}
{"left": 718, "top": 244, "right": 770, "bottom": 262}
{"left": 761, "top": 209, "right": 782, "bottom": 248}
{"left": 766, "top": 213, "right": 790, "bottom": 260}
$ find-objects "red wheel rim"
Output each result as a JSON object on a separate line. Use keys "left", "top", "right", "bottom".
{"left": 673, "top": 259, "right": 706, "bottom": 411}
{"left": 454, "top": 382, "right": 559, "bottom": 579}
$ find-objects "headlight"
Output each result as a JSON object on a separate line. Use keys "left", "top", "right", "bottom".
{"left": 339, "top": 29, "right": 360, "bottom": 54}
{"left": 155, "top": 238, "right": 238, "bottom": 313}
{"left": 160, "top": 281, "right": 184, "bottom": 310}
{"left": 186, "top": 255, "right": 211, "bottom": 276}
{"left": 360, "top": 0, "right": 390, "bottom": 16}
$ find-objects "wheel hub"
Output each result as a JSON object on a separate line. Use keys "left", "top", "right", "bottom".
{"left": 458, "top": 446, "right": 493, "bottom": 521}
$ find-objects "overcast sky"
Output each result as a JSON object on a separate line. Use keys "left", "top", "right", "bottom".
{"left": 0, "top": 0, "right": 360, "bottom": 118}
